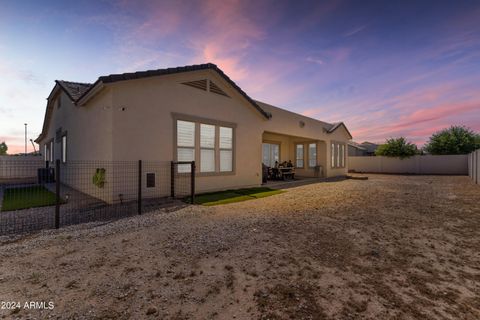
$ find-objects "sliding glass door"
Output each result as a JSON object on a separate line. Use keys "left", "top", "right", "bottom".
{"left": 262, "top": 143, "right": 280, "bottom": 167}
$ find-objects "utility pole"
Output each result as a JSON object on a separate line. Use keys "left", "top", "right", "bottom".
{"left": 24, "top": 123, "right": 27, "bottom": 156}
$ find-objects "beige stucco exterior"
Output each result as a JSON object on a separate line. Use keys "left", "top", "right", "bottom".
{"left": 37, "top": 67, "right": 351, "bottom": 200}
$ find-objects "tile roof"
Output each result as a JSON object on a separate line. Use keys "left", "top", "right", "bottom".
{"left": 56, "top": 80, "right": 92, "bottom": 101}
{"left": 76, "top": 63, "right": 271, "bottom": 119}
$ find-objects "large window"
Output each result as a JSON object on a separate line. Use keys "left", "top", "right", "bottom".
{"left": 177, "top": 120, "right": 195, "bottom": 173}
{"left": 176, "top": 119, "right": 234, "bottom": 174}
{"left": 296, "top": 144, "right": 304, "bottom": 168}
{"left": 200, "top": 124, "right": 215, "bottom": 172}
{"left": 262, "top": 143, "right": 280, "bottom": 167}
{"left": 219, "top": 127, "right": 233, "bottom": 172}
{"left": 331, "top": 142, "right": 346, "bottom": 168}
{"left": 308, "top": 143, "right": 317, "bottom": 167}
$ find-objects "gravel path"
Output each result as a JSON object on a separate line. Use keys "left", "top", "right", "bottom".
{"left": 0, "top": 174, "right": 479, "bottom": 319}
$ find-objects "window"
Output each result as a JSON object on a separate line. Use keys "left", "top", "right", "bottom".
{"left": 177, "top": 120, "right": 195, "bottom": 173}
{"left": 308, "top": 143, "right": 317, "bottom": 167}
{"left": 146, "top": 173, "right": 156, "bottom": 188}
{"left": 61, "top": 135, "right": 67, "bottom": 163}
{"left": 296, "top": 144, "right": 304, "bottom": 168}
{"left": 337, "top": 144, "right": 340, "bottom": 168}
{"left": 49, "top": 140, "right": 54, "bottom": 162}
{"left": 200, "top": 124, "right": 215, "bottom": 172}
{"left": 331, "top": 142, "right": 346, "bottom": 168}
{"left": 331, "top": 143, "right": 335, "bottom": 167}
{"left": 44, "top": 144, "right": 48, "bottom": 161}
{"left": 175, "top": 118, "right": 235, "bottom": 174}
{"left": 262, "top": 143, "right": 279, "bottom": 167}
{"left": 219, "top": 127, "right": 233, "bottom": 172}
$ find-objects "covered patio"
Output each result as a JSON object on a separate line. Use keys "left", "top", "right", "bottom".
{"left": 262, "top": 131, "right": 327, "bottom": 183}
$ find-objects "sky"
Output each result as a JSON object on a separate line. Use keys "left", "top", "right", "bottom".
{"left": 1, "top": 0, "right": 479, "bottom": 154}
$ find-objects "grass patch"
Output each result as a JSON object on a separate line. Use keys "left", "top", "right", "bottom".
{"left": 192, "top": 187, "right": 284, "bottom": 206}
{"left": 1, "top": 186, "right": 57, "bottom": 212}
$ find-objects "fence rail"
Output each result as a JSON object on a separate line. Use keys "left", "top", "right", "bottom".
{"left": 468, "top": 150, "right": 480, "bottom": 185}
{"left": 0, "top": 159, "right": 195, "bottom": 235}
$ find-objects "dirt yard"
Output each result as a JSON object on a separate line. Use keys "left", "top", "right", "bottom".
{"left": 0, "top": 175, "right": 479, "bottom": 319}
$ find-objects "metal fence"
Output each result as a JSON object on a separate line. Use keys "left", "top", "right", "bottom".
{"left": 0, "top": 159, "right": 195, "bottom": 235}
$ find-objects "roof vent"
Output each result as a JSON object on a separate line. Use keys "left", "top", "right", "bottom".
{"left": 299, "top": 121, "right": 305, "bottom": 128}
{"left": 209, "top": 81, "right": 230, "bottom": 97}
{"left": 182, "top": 79, "right": 207, "bottom": 91}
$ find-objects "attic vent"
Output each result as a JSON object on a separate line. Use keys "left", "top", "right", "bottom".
{"left": 182, "top": 79, "right": 207, "bottom": 91}
{"left": 209, "top": 81, "right": 230, "bottom": 97}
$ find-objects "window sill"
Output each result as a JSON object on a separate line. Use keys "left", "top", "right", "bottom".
{"left": 197, "top": 171, "right": 235, "bottom": 177}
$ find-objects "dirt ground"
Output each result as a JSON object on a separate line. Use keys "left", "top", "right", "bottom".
{"left": 0, "top": 174, "right": 479, "bottom": 320}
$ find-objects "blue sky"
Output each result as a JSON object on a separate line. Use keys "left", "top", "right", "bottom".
{"left": 1, "top": 0, "right": 479, "bottom": 153}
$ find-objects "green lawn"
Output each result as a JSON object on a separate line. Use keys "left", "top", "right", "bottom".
{"left": 1, "top": 186, "right": 57, "bottom": 212}
{"left": 192, "top": 187, "right": 284, "bottom": 206}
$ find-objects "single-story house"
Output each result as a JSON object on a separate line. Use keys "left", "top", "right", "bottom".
{"left": 35, "top": 63, "right": 352, "bottom": 199}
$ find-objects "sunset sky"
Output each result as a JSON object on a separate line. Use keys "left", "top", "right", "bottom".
{"left": 1, "top": 0, "right": 479, "bottom": 154}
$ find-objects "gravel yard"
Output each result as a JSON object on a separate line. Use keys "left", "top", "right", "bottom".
{"left": 0, "top": 174, "right": 479, "bottom": 319}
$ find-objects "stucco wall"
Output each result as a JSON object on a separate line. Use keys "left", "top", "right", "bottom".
{"left": 349, "top": 155, "right": 468, "bottom": 175}
{"left": 37, "top": 88, "right": 114, "bottom": 162}
{"left": 258, "top": 102, "right": 349, "bottom": 177}
{"left": 109, "top": 70, "right": 265, "bottom": 193}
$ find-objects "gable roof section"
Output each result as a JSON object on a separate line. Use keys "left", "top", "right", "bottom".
{"left": 77, "top": 63, "right": 271, "bottom": 119}
{"left": 327, "top": 122, "right": 353, "bottom": 139}
{"left": 56, "top": 80, "right": 92, "bottom": 101}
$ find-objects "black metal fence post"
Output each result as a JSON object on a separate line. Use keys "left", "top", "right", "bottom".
{"left": 191, "top": 161, "right": 195, "bottom": 204}
{"left": 138, "top": 160, "right": 142, "bottom": 215}
{"left": 170, "top": 161, "right": 175, "bottom": 198}
{"left": 55, "top": 159, "right": 60, "bottom": 229}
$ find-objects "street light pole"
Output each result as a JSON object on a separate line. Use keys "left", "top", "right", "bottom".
{"left": 24, "top": 123, "right": 27, "bottom": 156}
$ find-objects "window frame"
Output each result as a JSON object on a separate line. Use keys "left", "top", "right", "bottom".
{"left": 295, "top": 143, "right": 304, "bottom": 168}
{"left": 200, "top": 123, "right": 216, "bottom": 173}
{"left": 173, "top": 113, "right": 236, "bottom": 176}
{"left": 176, "top": 120, "right": 196, "bottom": 173}
{"left": 308, "top": 143, "right": 317, "bottom": 168}
{"left": 219, "top": 126, "right": 233, "bottom": 172}
{"left": 331, "top": 141, "right": 346, "bottom": 168}
{"left": 61, "top": 133, "right": 67, "bottom": 164}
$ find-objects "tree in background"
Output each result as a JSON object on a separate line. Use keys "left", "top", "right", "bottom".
{"left": 0, "top": 142, "right": 7, "bottom": 155}
{"left": 375, "top": 137, "right": 418, "bottom": 158}
{"left": 424, "top": 126, "right": 480, "bottom": 155}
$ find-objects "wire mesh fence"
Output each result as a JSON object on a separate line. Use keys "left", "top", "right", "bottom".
{"left": 0, "top": 159, "right": 195, "bottom": 235}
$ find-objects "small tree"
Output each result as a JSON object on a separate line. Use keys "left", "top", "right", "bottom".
{"left": 375, "top": 137, "right": 417, "bottom": 158}
{"left": 424, "top": 126, "right": 480, "bottom": 155}
{"left": 0, "top": 142, "right": 7, "bottom": 155}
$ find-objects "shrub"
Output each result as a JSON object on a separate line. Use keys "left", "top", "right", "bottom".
{"left": 375, "top": 137, "right": 418, "bottom": 158}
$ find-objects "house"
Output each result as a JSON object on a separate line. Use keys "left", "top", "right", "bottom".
{"left": 348, "top": 142, "right": 368, "bottom": 156}
{"left": 348, "top": 141, "right": 378, "bottom": 156}
{"left": 35, "top": 63, "right": 352, "bottom": 197}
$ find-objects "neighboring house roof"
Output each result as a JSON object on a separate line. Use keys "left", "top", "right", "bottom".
{"left": 327, "top": 122, "right": 353, "bottom": 139}
{"left": 348, "top": 141, "right": 367, "bottom": 150}
{"left": 360, "top": 141, "right": 379, "bottom": 153}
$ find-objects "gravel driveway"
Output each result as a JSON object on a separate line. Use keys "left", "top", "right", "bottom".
{"left": 0, "top": 174, "right": 479, "bottom": 319}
